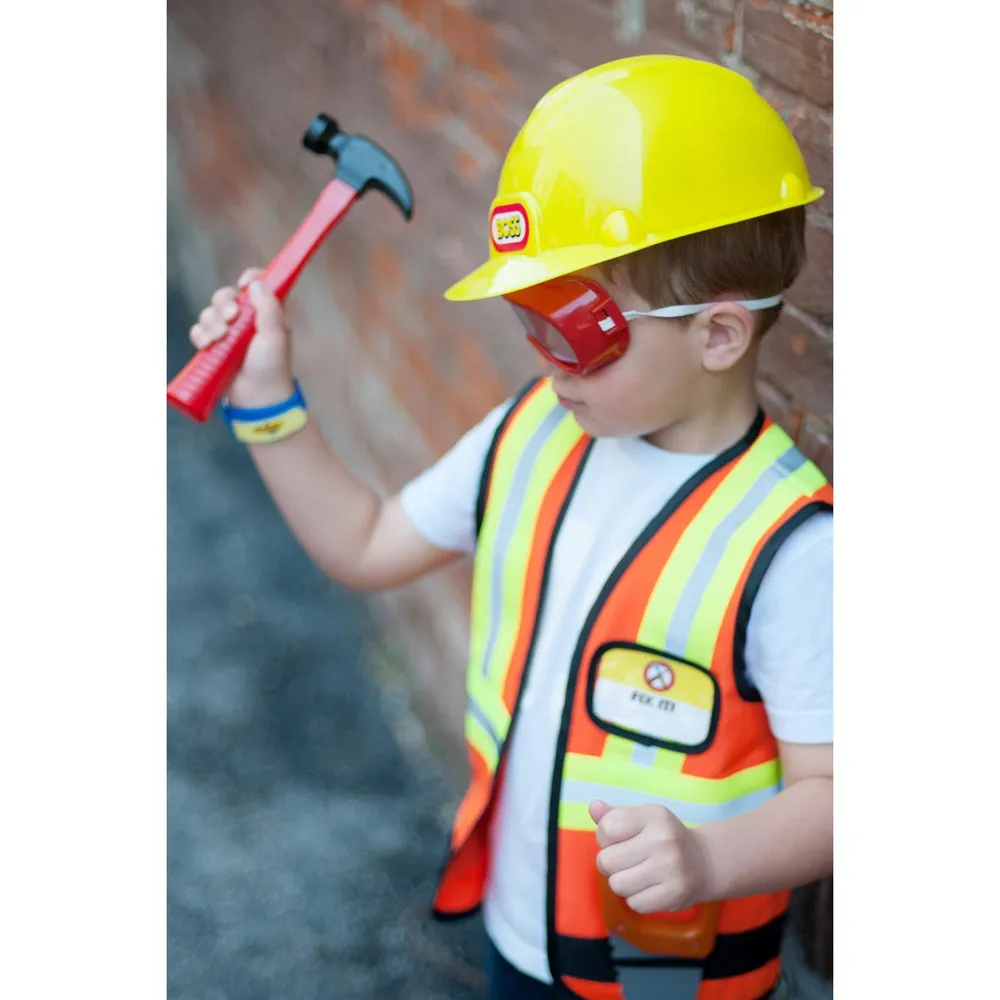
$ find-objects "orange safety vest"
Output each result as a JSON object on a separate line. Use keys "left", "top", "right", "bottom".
{"left": 433, "top": 379, "right": 832, "bottom": 1000}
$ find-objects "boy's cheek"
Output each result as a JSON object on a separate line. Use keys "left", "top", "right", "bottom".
{"left": 584, "top": 373, "right": 675, "bottom": 434}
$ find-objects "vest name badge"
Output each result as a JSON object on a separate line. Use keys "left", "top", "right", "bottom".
{"left": 586, "top": 643, "right": 720, "bottom": 754}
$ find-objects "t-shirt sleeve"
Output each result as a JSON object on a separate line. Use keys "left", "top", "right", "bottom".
{"left": 400, "top": 400, "right": 511, "bottom": 555}
{"left": 743, "top": 511, "right": 833, "bottom": 745}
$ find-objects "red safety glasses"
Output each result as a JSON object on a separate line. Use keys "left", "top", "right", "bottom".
{"left": 505, "top": 276, "right": 782, "bottom": 377}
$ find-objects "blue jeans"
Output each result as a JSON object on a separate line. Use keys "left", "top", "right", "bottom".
{"left": 485, "top": 937, "right": 561, "bottom": 999}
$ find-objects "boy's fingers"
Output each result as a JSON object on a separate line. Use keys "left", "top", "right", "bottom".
{"left": 596, "top": 837, "right": 648, "bottom": 877}
{"left": 237, "top": 267, "right": 264, "bottom": 289}
{"left": 595, "top": 805, "right": 646, "bottom": 849}
{"left": 249, "top": 281, "right": 283, "bottom": 328}
{"left": 608, "top": 861, "right": 657, "bottom": 902}
{"left": 198, "top": 306, "right": 230, "bottom": 338}
{"left": 190, "top": 324, "right": 214, "bottom": 350}
{"left": 194, "top": 306, "right": 228, "bottom": 344}
{"left": 211, "top": 285, "right": 238, "bottom": 309}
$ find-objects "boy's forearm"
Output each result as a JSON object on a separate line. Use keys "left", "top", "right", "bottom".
{"left": 692, "top": 776, "right": 832, "bottom": 902}
{"left": 245, "top": 417, "right": 382, "bottom": 587}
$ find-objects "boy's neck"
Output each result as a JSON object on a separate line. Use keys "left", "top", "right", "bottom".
{"left": 643, "top": 381, "right": 761, "bottom": 456}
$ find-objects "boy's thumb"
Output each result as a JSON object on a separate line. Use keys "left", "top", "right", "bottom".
{"left": 249, "top": 280, "right": 279, "bottom": 318}
{"left": 589, "top": 800, "right": 613, "bottom": 825}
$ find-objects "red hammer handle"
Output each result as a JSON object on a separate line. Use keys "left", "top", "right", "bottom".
{"left": 167, "top": 177, "right": 360, "bottom": 422}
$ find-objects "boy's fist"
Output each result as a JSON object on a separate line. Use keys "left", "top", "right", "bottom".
{"left": 189, "top": 267, "right": 295, "bottom": 407}
{"left": 590, "top": 800, "right": 711, "bottom": 914}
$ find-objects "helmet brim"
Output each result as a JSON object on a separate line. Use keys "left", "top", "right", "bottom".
{"left": 444, "top": 245, "right": 622, "bottom": 302}
{"left": 444, "top": 188, "right": 824, "bottom": 302}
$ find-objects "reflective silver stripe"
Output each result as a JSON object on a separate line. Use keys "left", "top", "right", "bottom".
{"left": 480, "top": 405, "right": 566, "bottom": 678}
{"left": 663, "top": 446, "right": 807, "bottom": 654}
{"left": 611, "top": 935, "right": 702, "bottom": 1000}
{"left": 561, "top": 778, "right": 779, "bottom": 825}
{"left": 467, "top": 695, "right": 503, "bottom": 757}
{"left": 630, "top": 744, "right": 658, "bottom": 767}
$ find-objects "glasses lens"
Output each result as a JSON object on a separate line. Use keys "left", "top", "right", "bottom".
{"left": 511, "top": 305, "right": 579, "bottom": 365}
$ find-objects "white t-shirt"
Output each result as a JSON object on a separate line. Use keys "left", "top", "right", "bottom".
{"left": 401, "top": 400, "right": 833, "bottom": 984}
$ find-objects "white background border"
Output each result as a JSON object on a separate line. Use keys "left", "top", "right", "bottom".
{"left": 2, "top": 3, "right": 167, "bottom": 997}
{"left": 3, "top": 2, "right": 1000, "bottom": 996}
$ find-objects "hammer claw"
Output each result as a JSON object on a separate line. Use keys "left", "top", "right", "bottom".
{"left": 302, "top": 113, "right": 413, "bottom": 219}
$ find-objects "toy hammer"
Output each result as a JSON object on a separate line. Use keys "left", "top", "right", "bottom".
{"left": 167, "top": 115, "right": 414, "bottom": 422}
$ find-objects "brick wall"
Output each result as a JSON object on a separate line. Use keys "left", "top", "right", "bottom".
{"left": 168, "top": 0, "right": 833, "bottom": 986}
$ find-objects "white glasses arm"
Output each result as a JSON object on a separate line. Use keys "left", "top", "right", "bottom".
{"left": 622, "top": 294, "right": 783, "bottom": 321}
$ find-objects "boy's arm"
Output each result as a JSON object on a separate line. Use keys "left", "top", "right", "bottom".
{"left": 243, "top": 417, "right": 462, "bottom": 592}
{"left": 689, "top": 513, "right": 833, "bottom": 900}
{"left": 591, "top": 742, "right": 832, "bottom": 912}
{"left": 691, "top": 740, "right": 832, "bottom": 901}
{"left": 191, "top": 274, "right": 463, "bottom": 592}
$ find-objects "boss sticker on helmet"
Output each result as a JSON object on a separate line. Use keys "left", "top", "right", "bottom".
{"left": 490, "top": 203, "right": 529, "bottom": 252}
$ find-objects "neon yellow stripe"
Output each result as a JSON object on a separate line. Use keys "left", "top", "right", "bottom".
{"left": 636, "top": 425, "right": 789, "bottom": 650}
{"left": 649, "top": 748, "right": 687, "bottom": 772}
{"left": 481, "top": 414, "right": 584, "bottom": 681}
{"left": 465, "top": 687, "right": 511, "bottom": 747}
{"left": 565, "top": 751, "right": 781, "bottom": 804}
{"left": 466, "top": 712, "right": 500, "bottom": 772}
{"left": 558, "top": 796, "right": 729, "bottom": 832}
{"left": 560, "top": 776, "right": 779, "bottom": 828}
{"left": 603, "top": 735, "right": 639, "bottom": 760}
{"left": 467, "top": 384, "right": 554, "bottom": 679}
{"left": 684, "top": 460, "right": 827, "bottom": 664}
{"left": 465, "top": 675, "right": 512, "bottom": 731}
{"left": 603, "top": 735, "right": 686, "bottom": 773}
{"left": 559, "top": 800, "right": 597, "bottom": 832}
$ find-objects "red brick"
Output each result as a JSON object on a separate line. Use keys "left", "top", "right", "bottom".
{"left": 452, "top": 329, "right": 509, "bottom": 424}
{"left": 757, "top": 311, "right": 832, "bottom": 423}
{"left": 742, "top": 0, "right": 833, "bottom": 110}
{"left": 757, "top": 78, "right": 833, "bottom": 217}
{"left": 797, "top": 413, "right": 833, "bottom": 480}
{"left": 488, "top": 0, "right": 652, "bottom": 78}
{"left": 457, "top": 71, "right": 519, "bottom": 158}
{"left": 380, "top": 32, "right": 449, "bottom": 131}
{"left": 783, "top": 1, "right": 833, "bottom": 39}
{"left": 646, "top": 0, "right": 738, "bottom": 59}
{"left": 756, "top": 377, "right": 802, "bottom": 442}
{"left": 434, "top": 0, "right": 511, "bottom": 81}
{"left": 787, "top": 216, "right": 832, "bottom": 325}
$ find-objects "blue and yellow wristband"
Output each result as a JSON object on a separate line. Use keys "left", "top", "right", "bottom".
{"left": 221, "top": 381, "right": 309, "bottom": 445}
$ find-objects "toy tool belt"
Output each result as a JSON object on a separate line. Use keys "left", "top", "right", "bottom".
{"left": 599, "top": 877, "right": 724, "bottom": 1000}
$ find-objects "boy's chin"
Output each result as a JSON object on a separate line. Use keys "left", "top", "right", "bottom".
{"left": 568, "top": 410, "right": 617, "bottom": 438}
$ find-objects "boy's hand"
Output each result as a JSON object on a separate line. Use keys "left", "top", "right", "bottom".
{"left": 189, "top": 267, "right": 295, "bottom": 408}
{"left": 589, "top": 800, "right": 713, "bottom": 913}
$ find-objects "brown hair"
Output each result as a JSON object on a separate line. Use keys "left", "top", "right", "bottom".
{"left": 599, "top": 207, "right": 807, "bottom": 336}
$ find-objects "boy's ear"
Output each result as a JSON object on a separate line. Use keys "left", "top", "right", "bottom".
{"left": 698, "top": 303, "right": 757, "bottom": 373}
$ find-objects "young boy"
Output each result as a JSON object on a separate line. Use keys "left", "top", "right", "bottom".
{"left": 190, "top": 55, "right": 832, "bottom": 1000}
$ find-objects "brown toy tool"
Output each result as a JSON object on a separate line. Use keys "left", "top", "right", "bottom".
{"left": 598, "top": 875, "right": 723, "bottom": 959}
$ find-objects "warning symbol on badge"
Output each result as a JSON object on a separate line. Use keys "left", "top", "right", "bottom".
{"left": 643, "top": 661, "right": 675, "bottom": 692}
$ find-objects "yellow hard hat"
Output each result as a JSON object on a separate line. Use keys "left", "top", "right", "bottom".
{"left": 444, "top": 54, "right": 823, "bottom": 302}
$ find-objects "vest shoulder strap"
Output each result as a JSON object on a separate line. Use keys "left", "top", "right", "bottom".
{"left": 474, "top": 377, "right": 544, "bottom": 537}
{"left": 729, "top": 423, "right": 833, "bottom": 700}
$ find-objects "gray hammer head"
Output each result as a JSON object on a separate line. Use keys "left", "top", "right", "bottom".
{"left": 303, "top": 114, "right": 414, "bottom": 220}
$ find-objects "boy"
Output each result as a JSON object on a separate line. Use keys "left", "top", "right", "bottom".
{"left": 190, "top": 55, "right": 832, "bottom": 1000}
